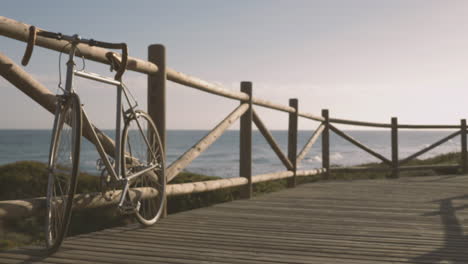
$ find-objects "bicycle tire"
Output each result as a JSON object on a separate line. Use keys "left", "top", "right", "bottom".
{"left": 121, "top": 110, "right": 165, "bottom": 226}
{"left": 45, "top": 93, "right": 82, "bottom": 251}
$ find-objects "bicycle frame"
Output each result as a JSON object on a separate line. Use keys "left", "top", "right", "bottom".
{"left": 62, "top": 38, "right": 159, "bottom": 209}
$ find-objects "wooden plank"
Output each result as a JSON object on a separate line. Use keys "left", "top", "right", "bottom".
{"left": 252, "top": 110, "right": 293, "bottom": 170}
{"left": 165, "top": 103, "right": 249, "bottom": 182}
{"left": 399, "top": 130, "right": 461, "bottom": 165}
{"left": 296, "top": 123, "right": 324, "bottom": 165}
{"left": 330, "top": 124, "right": 391, "bottom": 165}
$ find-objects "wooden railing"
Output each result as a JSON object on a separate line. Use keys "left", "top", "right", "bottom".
{"left": 326, "top": 114, "right": 466, "bottom": 178}
{"left": 0, "top": 16, "right": 466, "bottom": 220}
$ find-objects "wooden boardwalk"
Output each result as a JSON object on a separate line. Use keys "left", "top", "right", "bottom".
{"left": 1, "top": 175, "right": 468, "bottom": 263}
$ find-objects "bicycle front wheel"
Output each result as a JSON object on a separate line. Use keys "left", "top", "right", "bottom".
{"left": 122, "top": 110, "right": 165, "bottom": 226}
{"left": 45, "top": 93, "right": 82, "bottom": 251}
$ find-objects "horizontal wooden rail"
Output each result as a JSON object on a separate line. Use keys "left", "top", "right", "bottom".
{"left": 296, "top": 168, "right": 327, "bottom": 177}
{"left": 398, "top": 124, "right": 461, "bottom": 129}
{"left": 252, "top": 110, "right": 293, "bottom": 170}
{"left": 0, "top": 187, "right": 157, "bottom": 220}
{"left": 329, "top": 124, "right": 392, "bottom": 165}
{"left": 298, "top": 112, "right": 325, "bottom": 122}
{"left": 168, "top": 177, "right": 248, "bottom": 196}
{"left": 166, "top": 103, "right": 249, "bottom": 182}
{"left": 399, "top": 130, "right": 461, "bottom": 165}
{"left": 329, "top": 118, "right": 391, "bottom": 128}
{"left": 297, "top": 123, "right": 325, "bottom": 165}
{"left": 329, "top": 118, "right": 461, "bottom": 130}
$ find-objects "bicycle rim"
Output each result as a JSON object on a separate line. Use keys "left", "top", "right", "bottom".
{"left": 122, "top": 111, "right": 165, "bottom": 225}
{"left": 45, "top": 93, "right": 82, "bottom": 251}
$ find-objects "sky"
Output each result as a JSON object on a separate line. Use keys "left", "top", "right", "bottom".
{"left": 1, "top": 0, "right": 468, "bottom": 130}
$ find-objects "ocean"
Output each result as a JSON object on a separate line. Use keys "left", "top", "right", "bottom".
{"left": 0, "top": 130, "right": 461, "bottom": 178}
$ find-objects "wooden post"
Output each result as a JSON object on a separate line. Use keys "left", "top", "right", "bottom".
{"left": 240, "top": 82, "right": 253, "bottom": 199}
{"left": 391, "top": 117, "right": 399, "bottom": 178}
{"left": 148, "top": 44, "right": 167, "bottom": 216}
{"left": 461, "top": 119, "right": 467, "bottom": 174}
{"left": 287, "top": 99, "right": 298, "bottom": 187}
{"left": 321, "top": 109, "right": 330, "bottom": 179}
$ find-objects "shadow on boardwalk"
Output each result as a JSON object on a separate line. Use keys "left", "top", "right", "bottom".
{"left": 411, "top": 195, "right": 468, "bottom": 263}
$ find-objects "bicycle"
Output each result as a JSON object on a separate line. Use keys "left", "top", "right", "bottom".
{"left": 21, "top": 26, "right": 166, "bottom": 252}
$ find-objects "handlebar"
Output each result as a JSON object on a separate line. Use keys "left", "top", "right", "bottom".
{"left": 21, "top": 26, "right": 128, "bottom": 80}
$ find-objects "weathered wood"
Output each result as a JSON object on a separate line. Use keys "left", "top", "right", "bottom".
{"left": 0, "top": 16, "right": 158, "bottom": 75}
{"left": 461, "top": 119, "right": 467, "bottom": 174}
{"left": 298, "top": 112, "right": 325, "bottom": 122}
{"left": 399, "top": 130, "right": 461, "bottom": 165}
{"left": 295, "top": 168, "right": 327, "bottom": 177}
{"left": 287, "top": 99, "right": 298, "bottom": 187}
{"left": 252, "top": 171, "right": 294, "bottom": 183}
{"left": 296, "top": 123, "right": 325, "bottom": 165}
{"left": 391, "top": 117, "right": 399, "bottom": 178}
{"left": 166, "top": 104, "right": 249, "bottom": 182}
{"left": 252, "top": 110, "right": 293, "bottom": 170}
{"left": 239, "top": 82, "right": 253, "bottom": 199}
{"left": 148, "top": 44, "right": 167, "bottom": 217}
{"left": 167, "top": 177, "right": 248, "bottom": 197}
{"left": 166, "top": 68, "right": 249, "bottom": 101}
{"left": 321, "top": 109, "right": 330, "bottom": 179}
{"left": 329, "top": 124, "right": 392, "bottom": 165}
{"left": 0, "top": 52, "right": 117, "bottom": 159}
{"left": 329, "top": 118, "right": 391, "bottom": 128}
{"left": 0, "top": 187, "right": 158, "bottom": 220}
{"left": 398, "top": 124, "right": 460, "bottom": 129}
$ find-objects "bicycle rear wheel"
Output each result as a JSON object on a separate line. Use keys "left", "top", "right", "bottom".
{"left": 121, "top": 110, "right": 165, "bottom": 226}
{"left": 45, "top": 93, "right": 82, "bottom": 251}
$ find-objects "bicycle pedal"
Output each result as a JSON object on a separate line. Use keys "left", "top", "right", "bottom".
{"left": 119, "top": 204, "right": 136, "bottom": 215}
{"left": 118, "top": 200, "right": 137, "bottom": 215}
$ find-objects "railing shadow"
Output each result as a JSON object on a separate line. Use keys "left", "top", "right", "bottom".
{"left": 411, "top": 194, "right": 468, "bottom": 263}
